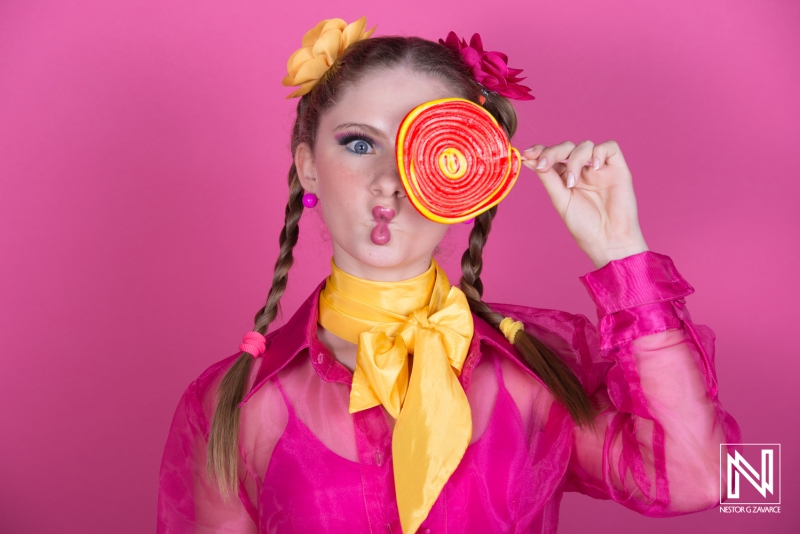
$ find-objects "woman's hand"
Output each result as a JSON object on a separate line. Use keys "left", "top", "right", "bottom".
{"left": 521, "top": 140, "right": 649, "bottom": 269}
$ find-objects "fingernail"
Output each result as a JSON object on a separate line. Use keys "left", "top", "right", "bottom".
{"left": 593, "top": 157, "right": 600, "bottom": 170}
{"left": 567, "top": 172, "right": 576, "bottom": 188}
{"left": 524, "top": 146, "right": 536, "bottom": 153}
{"left": 536, "top": 158, "right": 547, "bottom": 170}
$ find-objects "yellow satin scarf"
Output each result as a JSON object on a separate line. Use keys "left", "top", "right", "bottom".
{"left": 318, "top": 258, "right": 473, "bottom": 534}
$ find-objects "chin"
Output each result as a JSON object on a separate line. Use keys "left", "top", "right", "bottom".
{"left": 360, "top": 245, "right": 412, "bottom": 267}
{"left": 332, "top": 225, "right": 441, "bottom": 275}
{"left": 351, "top": 239, "right": 430, "bottom": 271}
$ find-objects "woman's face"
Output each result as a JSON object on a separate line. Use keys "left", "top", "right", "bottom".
{"left": 295, "top": 66, "right": 460, "bottom": 281}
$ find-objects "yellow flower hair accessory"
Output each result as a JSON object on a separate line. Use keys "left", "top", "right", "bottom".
{"left": 282, "top": 17, "right": 376, "bottom": 99}
{"left": 499, "top": 316, "right": 524, "bottom": 344}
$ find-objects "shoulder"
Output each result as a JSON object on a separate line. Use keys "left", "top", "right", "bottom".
{"left": 485, "top": 301, "right": 598, "bottom": 351}
{"left": 476, "top": 301, "right": 607, "bottom": 396}
{"left": 467, "top": 306, "right": 585, "bottom": 436}
{"left": 175, "top": 329, "right": 284, "bottom": 431}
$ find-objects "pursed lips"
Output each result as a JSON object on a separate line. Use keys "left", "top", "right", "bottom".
{"left": 372, "top": 206, "right": 396, "bottom": 221}
{"left": 370, "top": 206, "right": 395, "bottom": 245}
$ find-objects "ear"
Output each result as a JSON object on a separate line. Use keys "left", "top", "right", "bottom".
{"left": 294, "top": 142, "right": 319, "bottom": 195}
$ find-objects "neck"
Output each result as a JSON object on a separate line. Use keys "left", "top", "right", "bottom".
{"left": 316, "top": 322, "right": 358, "bottom": 373}
{"left": 331, "top": 243, "right": 435, "bottom": 282}
{"left": 319, "top": 256, "right": 447, "bottom": 344}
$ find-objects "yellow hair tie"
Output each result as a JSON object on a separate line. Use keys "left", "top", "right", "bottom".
{"left": 499, "top": 316, "right": 524, "bottom": 344}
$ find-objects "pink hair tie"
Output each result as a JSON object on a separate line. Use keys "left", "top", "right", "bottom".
{"left": 239, "top": 331, "right": 267, "bottom": 357}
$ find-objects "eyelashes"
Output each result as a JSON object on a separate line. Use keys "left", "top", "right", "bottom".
{"left": 335, "top": 130, "right": 376, "bottom": 155}
{"left": 334, "top": 130, "right": 372, "bottom": 144}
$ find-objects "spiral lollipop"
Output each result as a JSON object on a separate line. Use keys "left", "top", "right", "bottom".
{"left": 396, "top": 97, "right": 522, "bottom": 224}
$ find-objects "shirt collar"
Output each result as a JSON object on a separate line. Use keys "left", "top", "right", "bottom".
{"left": 240, "top": 278, "right": 515, "bottom": 405}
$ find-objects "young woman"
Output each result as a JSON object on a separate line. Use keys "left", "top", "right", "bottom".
{"left": 157, "top": 17, "right": 741, "bottom": 534}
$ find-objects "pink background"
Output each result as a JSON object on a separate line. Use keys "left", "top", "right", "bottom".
{"left": 1, "top": 0, "right": 797, "bottom": 532}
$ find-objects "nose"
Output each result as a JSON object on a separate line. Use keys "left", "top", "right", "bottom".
{"left": 370, "top": 160, "right": 406, "bottom": 199}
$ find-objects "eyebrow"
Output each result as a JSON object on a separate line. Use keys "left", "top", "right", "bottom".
{"left": 334, "top": 122, "right": 389, "bottom": 140}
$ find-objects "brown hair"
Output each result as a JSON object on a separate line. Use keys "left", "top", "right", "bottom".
{"left": 207, "top": 36, "right": 596, "bottom": 495}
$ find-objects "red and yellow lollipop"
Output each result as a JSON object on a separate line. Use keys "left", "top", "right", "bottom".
{"left": 396, "top": 97, "right": 521, "bottom": 224}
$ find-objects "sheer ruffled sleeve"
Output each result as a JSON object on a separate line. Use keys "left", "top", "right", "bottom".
{"left": 564, "top": 250, "right": 742, "bottom": 515}
{"left": 157, "top": 355, "right": 259, "bottom": 533}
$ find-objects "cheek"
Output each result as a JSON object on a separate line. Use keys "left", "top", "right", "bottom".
{"left": 313, "top": 156, "right": 366, "bottom": 236}
{"left": 315, "top": 154, "right": 359, "bottom": 204}
{"left": 406, "top": 208, "right": 449, "bottom": 241}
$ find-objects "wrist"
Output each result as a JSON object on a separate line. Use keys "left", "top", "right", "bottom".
{"left": 589, "top": 241, "right": 649, "bottom": 270}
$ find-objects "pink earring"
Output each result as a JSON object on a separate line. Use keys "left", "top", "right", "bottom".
{"left": 302, "top": 192, "right": 318, "bottom": 208}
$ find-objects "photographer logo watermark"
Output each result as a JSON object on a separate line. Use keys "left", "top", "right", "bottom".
{"left": 719, "top": 443, "right": 781, "bottom": 514}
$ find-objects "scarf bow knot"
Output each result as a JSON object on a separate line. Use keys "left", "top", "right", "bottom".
{"left": 350, "top": 290, "right": 472, "bottom": 418}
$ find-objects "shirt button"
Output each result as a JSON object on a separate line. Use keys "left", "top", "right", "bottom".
{"left": 385, "top": 523, "right": 393, "bottom": 534}
{"left": 420, "top": 529, "right": 431, "bottom": 534}
{"left": 316, "top": 352, "right": 324, "bottom": 364}
{"left": 375, "top": 450, "right": 383, "bottom": 466}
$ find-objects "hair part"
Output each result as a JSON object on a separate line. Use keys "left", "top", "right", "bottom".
{"left": 207, "top": 35, "right": 595, "bottom": 496}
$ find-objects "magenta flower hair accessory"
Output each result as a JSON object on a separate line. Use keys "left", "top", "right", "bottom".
{"left": 439, "top": 32, "right": 534, "bottom": 101}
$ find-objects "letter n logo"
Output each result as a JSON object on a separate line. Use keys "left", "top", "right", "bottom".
{"left": 721, "top": 444, "right": 781, "bottom": 505}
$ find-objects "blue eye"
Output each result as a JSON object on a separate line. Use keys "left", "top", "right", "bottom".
{"left": 347, "top": 139, "right": 373, "bottom": 154}
{"left": 336, "top": 131, "right": 376, "bottom": 155}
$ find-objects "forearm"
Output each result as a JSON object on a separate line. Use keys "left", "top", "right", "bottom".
{"left": 571, "top": 251, "right": 741, "bottom": 514}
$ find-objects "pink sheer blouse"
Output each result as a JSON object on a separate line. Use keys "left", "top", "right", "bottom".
{"left": 157, "top": 251, "right": 741, "bottom": 533}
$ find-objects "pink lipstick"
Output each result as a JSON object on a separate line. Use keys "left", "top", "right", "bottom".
{"left": 370, "top": 206, "right": 395, "bottom": 245}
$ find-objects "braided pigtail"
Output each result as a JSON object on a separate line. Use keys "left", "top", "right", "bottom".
{"left": 207, "top": 164, "right": 306, "bottom": 496}
{"left": 459, "top": 207, "right": 597, "bottom": 426}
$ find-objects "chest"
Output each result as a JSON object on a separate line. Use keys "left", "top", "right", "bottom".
{"left": 258, "top": 376, "right": 561, "bottom": 534}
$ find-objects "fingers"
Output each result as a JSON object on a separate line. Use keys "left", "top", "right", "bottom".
{"left": 563, "top": 140, "right": 595, "bottom": 188}
{"left": 591, "top": 140, "right": 626, "bottom": 170}
{"left": 522, "top": 143, "right": 568, "bottom": 200}
{"left": 521, "top": 144, "right": 547, "bottom": 165}
{"left": 522, "top": 141, "right": 575, "bottom": 174}
{"left": 522, "top": 140, "right": 595, "bottom": 189}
